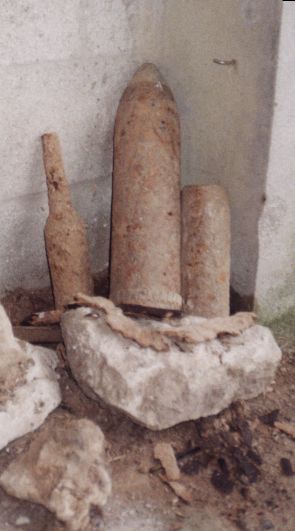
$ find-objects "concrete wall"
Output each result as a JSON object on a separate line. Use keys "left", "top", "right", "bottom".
{"left": 255, "top": 2, "right": 295, "bottom": 320}
{"left": 1, "top": 0, "right": 291, "bottom": 321}
{"left": 153, "top": 0, "right": 282, "bottom": 310}
{"left": 0, "top": 0, "right": 165, "bottom": 292}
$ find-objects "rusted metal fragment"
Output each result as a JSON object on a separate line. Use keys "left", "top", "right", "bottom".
{"left": 162, "top": 312, "right": 256, "bottom": 344}
{"left": 75, "top": 293, "right": 170, "bottom": 352}
{"left": 74, "top": 294, "right": 255, "bottom": 352}
{"left": 29, "top": 309, "right": 63, "bottom": 326}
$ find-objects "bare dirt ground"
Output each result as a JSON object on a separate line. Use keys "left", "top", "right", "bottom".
{"left": 0, "top": 289, "right": 294, "bottom": 531}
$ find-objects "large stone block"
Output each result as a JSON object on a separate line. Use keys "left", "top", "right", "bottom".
{"left": 61, "top": 307, "right": 282, "bottom": 431}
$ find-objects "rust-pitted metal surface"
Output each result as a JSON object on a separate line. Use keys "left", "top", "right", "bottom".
{"left": 42, "top": 133, "right": 93, "bottom": 309}
{"left": 110, "top": 64, "right": 182, "bottom": 312}
{"left": 182, "top": 185, "right": 230, "bottom": 318}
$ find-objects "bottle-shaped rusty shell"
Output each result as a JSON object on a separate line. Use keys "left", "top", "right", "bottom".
{"left": 110, "top": 63, "right": 182, "bottom": 313}
{"left": 182, "top": 185, "right": 230, "bottom": 317}
{"left": 42, "top": 133, "right": 93, "bottom": 309}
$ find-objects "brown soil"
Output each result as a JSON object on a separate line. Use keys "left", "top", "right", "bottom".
{"left": 0, "top": 289, "right": 294, "bottom": 531}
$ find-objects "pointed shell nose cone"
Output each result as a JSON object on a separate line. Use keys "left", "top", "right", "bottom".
{"left": 131, "top": 63, "right": 165, "bottom": 85}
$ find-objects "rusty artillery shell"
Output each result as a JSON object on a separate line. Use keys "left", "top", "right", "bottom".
{"left": 110, "top": 63, "right": 182, "bottom": 313}
{"left": 42, "top": 133, "right": 93, "bottom": 309}
{"left": 181, "top": 185, "right": 230, "bottom": 317}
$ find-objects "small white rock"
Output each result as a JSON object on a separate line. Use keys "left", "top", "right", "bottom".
{"left": 0, "top": 304, "right": 61, "bottom": 450}
{"left": 61, "top": 308, "right": 282, "bottom": 430}
{"left": 15, "top": 516, "right": 30, "bottom": 526}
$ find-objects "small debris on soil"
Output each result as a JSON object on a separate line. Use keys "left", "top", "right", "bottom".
{"left": 15, "top": 515, "right": 31, "bottom": 526}
{"left": 179, "top": 458, "right": 201, "bottom": 476}
{"left": 246, "top": 449, "right": 263, "bottom": 466}
{"left": 162, "top": 478, "right": 193, "bottom": 504}
{"left": 259, "top": 409, "right": 280, "bottom": 427}
{"left": 153, "top": 442, "right": 180, "bottom": 481}
{"left": 260, "top": 519, "right": 275, "bottom": 529}
{"left": 274, "top": 420, "right": 295, "bottom": 439}
{"left": 280, "top": 457, "right": 294, "bottom": 477}
{"left": 211, "top": 469, "right": 234, "bottom": 494}
{"left": 232, "top": 418, "right": 253, "bottom": 447}
{"left": 233, "top": 448, "right": 260, "bottom": 483}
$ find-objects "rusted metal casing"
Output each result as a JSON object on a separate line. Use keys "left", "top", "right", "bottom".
{"left": 182, "top": 185, "right": 230, "bottom": 317}
{"left": 110, "top": 63, "right": 182, "bottom": 312}
{"left": 42, "top": 133, "right": 93, "bottom": 309}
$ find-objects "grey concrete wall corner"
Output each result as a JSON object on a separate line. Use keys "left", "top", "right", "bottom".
{"left": 255, "top": 2, "right": 295, "bottom": 321}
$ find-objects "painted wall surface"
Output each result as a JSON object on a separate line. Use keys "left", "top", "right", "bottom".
{"left": 0, "top": 0, "right": 289, "bottom": 321}
{"left": 255, "top": 2, "right": 295, "bottom": 320}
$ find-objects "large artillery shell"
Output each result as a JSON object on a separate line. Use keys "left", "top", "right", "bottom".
{"left": 110, "top": 63, "right": 182, "bottom": 313}
{"left": 42, "top": 133, "right": 93, "bottom": 309}
{"left": 182, "top": 185, "right": 230, "bottom": 317}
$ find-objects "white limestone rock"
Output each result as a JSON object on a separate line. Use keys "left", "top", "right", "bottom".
{"left": 0, "top": 304, "right": 61, "bottom": 450}
{"left": 61, "top": 308, "right": 282, "bottom": 431}
{"left": 0, "top": 413, "right": 111, "bottom": 531}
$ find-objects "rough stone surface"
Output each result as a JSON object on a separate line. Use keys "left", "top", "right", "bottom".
{"left": 0, "top": 413, "right": 112, "bottom": 531}
{"left": 0, "top": 305, "right": 61, "bottom": 450}
{"left": 61, "top": 307, "right": 282, "bottom": 430}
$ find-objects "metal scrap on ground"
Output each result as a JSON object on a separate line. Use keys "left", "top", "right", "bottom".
{"left": 75, "top": 293, "right": 171, "bottom": 352}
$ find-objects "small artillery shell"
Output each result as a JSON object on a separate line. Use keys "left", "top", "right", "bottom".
{"left": 42, "top": 133, "right": 93, "bottom": 309}
{"left": 110, "top": 64, "right": 182, "bottom": 312}
{"left": 181, "top": 185, "right": 230, "bottom": 317}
